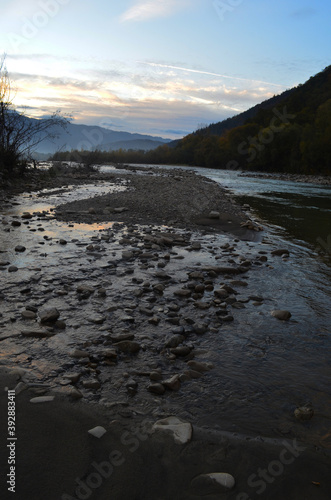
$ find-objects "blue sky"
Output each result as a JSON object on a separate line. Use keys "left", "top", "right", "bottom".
{"left": 1, "top": 0, "right": 330, "bottom": 139}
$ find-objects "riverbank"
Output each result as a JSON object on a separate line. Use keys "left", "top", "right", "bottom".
{"left": 239, "top": 171, "right": 331, "bottom": 186}
{"left": 1, "top": 165, "right": 330, "bottom": 499}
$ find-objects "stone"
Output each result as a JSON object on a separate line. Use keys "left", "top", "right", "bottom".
{"left": 174, "top": 289, "right": 191, "bottom": 298}
{"left": 88, "top": 314, "right": 105, "bottom": 324}
{"left": 221, "top": 315, "right": 234, "bottom": 322}
{"left": 30, "top": 396, "right": 55, "bottom": 404}
{"left": 193, "top": 323, "right": 208, "bottom": 335}
{"left": 114, "top": 341, "right": 141, "bottom": 354}
{"left": 209, "top": 211, "right": 220, "bottom": 219}
{"left": 59, "top": 239, "right": 67, "bottom": 245}
{"left": 21, "top": 212, "right": 33, "bottom": 219}
{"left": 271, "top": 249, "right": 290, "bottom": 256}
{"left": 11, "top": 220, "right": 22, "bottom": 227}
{"left": 82, "top": 379, "right": 101, "bottom": 390}
{"left": 8, "top": 266, "right": 18, "bottom": 273}
{"left": 190, "top": 473, "right": 235, "bottom": 494}
{"left": 64, "top": 373, "right": 81, "bottom": 383}
{"left": 39, "top": 307, "right": 60, "bottom": 323}
{"left": 294, "top": 405, "right": 314, "bottom": 421}
{"left": 122, "top": 251, "right": 134, "bottom": 260}
{"left": 271, "top": 310, "right": 292, "bottom": 321}
{"left": 150, "top": 371, "right": 163, "bottom": 381}
{"left": 69, "top": 388, "right": 83, "bottom": 400}
{"left": 88, "top": 426, "right": 107, "bottom": 438}
{"left": 191, "top": 242, "right": 202, "bottom": 250}
{"left": 187, "top": 361, "right": 213, "bottom": 373}
{"left": 70, "top": 349, "right": 90, "bottom": 358}
{"left": 148, "top": 316, "right": 160, "bottom": 325}
{"left": 21, "top": 310, "right": 37, "bottom": 320}
{"left": 77, "top": 284, "right": 94, "bottom": 295}
{"left": 152, "top": 416, "right": 192, "bottom": 444}
{"left": 170, "top": 346, "right": 192, "bottom": 357}
{"left": 102, "top": 349, "right": 117, "bottom": 359}
{"left": 163, "top": 375, "right": 181, "bottom": 391}
{"left": 15, "top": 245, "right": 26, "bottom": 252}
{"left": 165, "top": 335, "right": 185, "bottom": 348}
{"left": 21, "top": 329, "right": 54, "bottom": 338}
{"left": 148, "top": 383, "right": 166, "bottom": 395}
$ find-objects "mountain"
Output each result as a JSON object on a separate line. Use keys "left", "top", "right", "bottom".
{"left": 31, "top": 119, "right": 171, "bottom": 155}
{"left": 162, "top": 65, "right": 331, "bottom": 175}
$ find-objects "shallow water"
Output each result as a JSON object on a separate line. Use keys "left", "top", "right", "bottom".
{"left": 1, "top": 168, "right": 331, "bottom": 449}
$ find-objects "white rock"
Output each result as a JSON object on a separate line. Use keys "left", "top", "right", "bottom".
{"left": 152, "top": 416, "right": 192, "bottom": 444}
{"left": 207, "top": 473, "right": 235, "bottom": 489}
{"left": 30, "top": 396, "right": 55, "bottom": 404}
{"left": 88, "top": 426, "right": 107, "bottom": 439}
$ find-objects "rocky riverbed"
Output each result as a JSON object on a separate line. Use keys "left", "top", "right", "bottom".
{"left": 0, "top": 165, "right": 330, "bottom": 499}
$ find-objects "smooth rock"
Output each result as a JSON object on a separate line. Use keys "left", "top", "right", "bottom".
{"left": 30, "top": 396, "right": 55, "bottom": 404}
{"left": 163, "top": 375, "right": 181, "bottom": 391}
{"left": 294, "top": 405, "right": 314, "bottom": 421}
{"left": 88, "top": 426, "right": 107, "bottom": 438}
{"left": 15, "top": 245, "right": 26, "bottom": 252}
{"left": 271, "top": 310, "right": 292, "bottom": 321}
{"left": 21, "top": 310, "right": 37, "bottom": 320}
{"left": 70, "top": 349, "right": 90, "bottom": 358}
{"left": 39, "top": 307, "right": 60, "bottom": 323}
{"left": 190, "top": 473, "right": 235, "bottom": 494}
{"left": 187, "top": 361, "right": 213, "bottom": 373}
{"left": 148, "top": 383, "right": 166, "bottom": 395}
{"left": 152, "top": 416, "right": 192, "bottom": 444}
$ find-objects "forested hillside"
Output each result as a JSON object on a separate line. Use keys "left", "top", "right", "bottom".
{"left": 53, "top": 65, "right": 331, "bottom": 175}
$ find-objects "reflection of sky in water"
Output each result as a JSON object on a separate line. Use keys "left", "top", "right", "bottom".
{"left": 3, "top": 181, "right": 128, "bottom": 216}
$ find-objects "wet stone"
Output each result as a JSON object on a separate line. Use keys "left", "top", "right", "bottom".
{"left": 39, "top": 307, "right": 60, "bottom": 323}
{"left": 148, "top": 383, "right": 165, "bottom": 395}
{"left": 271, "top": 310, "right": 292, "bottom": 321}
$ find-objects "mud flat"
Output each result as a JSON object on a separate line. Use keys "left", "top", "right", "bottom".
{"left": 0, "top": 166, "right": 330, "bottom": 499}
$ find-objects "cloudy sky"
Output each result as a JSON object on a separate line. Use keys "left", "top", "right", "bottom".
{"left": 1, "top": 0, "right": 330, "bottom": 139}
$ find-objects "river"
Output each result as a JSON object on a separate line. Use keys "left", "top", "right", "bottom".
{"left": 1, "top": 165, "right": 331, "bottom": 449}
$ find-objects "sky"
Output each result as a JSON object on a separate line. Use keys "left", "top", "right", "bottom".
{"left": 0, "top": 0, "right": 330, "bottom": 139}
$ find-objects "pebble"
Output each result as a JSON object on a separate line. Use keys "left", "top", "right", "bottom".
{"left": 190, "top": 472, "right": 235, "bottom": 494}
{"left": 152, "top": 416, "right": 192, "bottom": 444}
{"left": 8, "top": 266, "right": 18, "bottom": 273}
{"left": 30, "top": 396, "right": 55, "bottom": 404}
{"left": 15, "top": 245, "right": 26, "bottom": 252}
{"left": 271, "top": 310, "right": 292, "bottom": 321}
{"left": 163, "top": 375, "right": 181, "bottom": 391}
{"left": 88, "top": 426, "right": 107, "bottom": 438}
{"left": 21, "top": 310, "right": 37, "bottom": 320}
{"left": 148, "top": 383, "right": 166, "bottom": 395}
{"left": 294, "top": 405, "right": 314, "bottom": 421}
{"left": 39, "top": 307, "right": 60, "bottom": 323}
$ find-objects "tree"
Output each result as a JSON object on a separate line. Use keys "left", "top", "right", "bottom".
{"left": 0, "top": 54, "right": 68, "bottom": 176}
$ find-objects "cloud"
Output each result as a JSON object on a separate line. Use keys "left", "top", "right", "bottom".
{"left": 138, "top": 61, "right": 287, "bottom": 88}
{"left": 290, "top": 8, "right": 317, "bottom": 20}
{"left": 120, "top": 0, "right": 190, "bottom": 22}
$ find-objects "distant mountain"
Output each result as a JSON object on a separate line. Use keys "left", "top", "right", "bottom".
{"left": 30, "top": 119, "right": 171, "bottom": 155}
{"left": 162, "top": 65, "right": 331, "bottom": 174}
